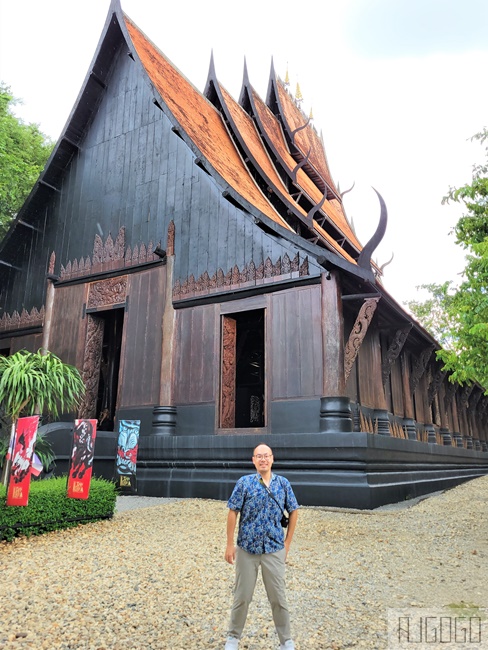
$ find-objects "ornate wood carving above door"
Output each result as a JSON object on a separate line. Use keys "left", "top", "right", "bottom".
{"left": 87, "top": 276, "right": 128, "bottom": 310}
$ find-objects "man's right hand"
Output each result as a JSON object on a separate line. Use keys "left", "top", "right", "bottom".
{"left": 225, "top": 544, "right": 236, "bottom": 564}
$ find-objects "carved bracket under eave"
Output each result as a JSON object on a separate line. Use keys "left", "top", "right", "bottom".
{"left": 428, "top": 366, "right": 447, "bottom": 406}
{"left": 459, "top": 383, "right": 475, "bottom": 410}
{"left": 443, "top": 378, "right": 458, "bottom": 410}
{"left": 381, "top": 323, "right": 412, "bottom": 386}
{"left": 478, "top": 398, "right": 488, "bottom": 417}
{"left": 344, "top": 297, "right": 380, "bottom": 382}
{"left": 469, "top": 388, "right": 483, "bottom": 413}
{"left": 409, "top": 345, "right": 435, "bottom": 394}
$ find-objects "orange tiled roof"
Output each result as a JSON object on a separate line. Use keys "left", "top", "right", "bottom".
{"left": 250, "top": 88, "right": 363, "bottom": 253}
{"left": 124, "top": 17, "right": 292, "bottom": 233}
{"left": 125, "top": 15, "right": 367, "bottom": 266}
{"left": 275, "top": 80, "right": 338, "bottom": 193}
{"left": 219, "top": 85, "right": 291, "bottom": 198}
{"left": 219, "top": 82, "right": 364, "bottom": 262}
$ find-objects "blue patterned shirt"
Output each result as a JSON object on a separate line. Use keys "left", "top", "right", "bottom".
{"left": 227, "top": 473, "right": 299, "bottom": 554}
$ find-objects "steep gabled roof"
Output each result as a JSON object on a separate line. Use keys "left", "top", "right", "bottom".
{"left": 1, "top": 0, "right": 382, "bottom": 284}
{"left": 123, "top": 16, "right": 293, "bottom": 233}
{"left": 241, "top": 78, "right": 364, "bottom": 257}
{"left": 267, "top": 65, "right": 337, "bottom": 196}
{"left": 0, "top": 1, "right": 124, "bottom": 260}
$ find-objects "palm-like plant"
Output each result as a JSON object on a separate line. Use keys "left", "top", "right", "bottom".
{"left": 0, "top": 349, "right": 85, "bottom": 483}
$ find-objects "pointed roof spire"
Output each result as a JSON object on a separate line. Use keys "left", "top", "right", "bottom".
{"left": 295, "top": 82, "right": 303, "bottom": 105}
{"left": 203, "top": 49, "right": 217, "bottom": 98}
{"left": 309, "top": 106, "right": 314, "bottom": 120}
{"left": 284, "top": 64, "right": 290, "bottom": 87}
{"left": 243, "top": 56, "right": 250, "bottom": 86}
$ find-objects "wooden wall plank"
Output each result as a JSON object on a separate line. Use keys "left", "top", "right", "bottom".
{"left": 49, "top": 284, "right": 86, "bottom": 368}
{"left": 9, "top": 333, "right": 43, "bottom": 355}
{"left": 270, "top": 286, "right": 322, "bottom": 399}
{"left": 174, "top": 304, "right": 216, "bottom": 405}
{"left": 390, "top": 355, "right": 404, "bottom": 417}
{"left": 118, "top": 266, "right": 166, "bottom": 408}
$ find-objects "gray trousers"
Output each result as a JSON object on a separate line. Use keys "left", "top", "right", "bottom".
{"left": 228, "top": 546, "right": 291, "bottom": 644}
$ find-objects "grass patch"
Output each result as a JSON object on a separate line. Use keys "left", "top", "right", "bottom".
{"left": 446, "top": 602, "right": 486, "bottom": 619}
{"left": 0, "top": 476, "right": 116, "bottom": 541}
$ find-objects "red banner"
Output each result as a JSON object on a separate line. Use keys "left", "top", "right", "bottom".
{"left": 67, "top": 419, "right": 97, "bottom": 499}
{"left": 6, "top": 416, "right": 40, "bottom": 507}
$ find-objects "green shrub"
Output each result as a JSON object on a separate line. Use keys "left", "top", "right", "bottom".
{"left": 0, "top": 476, "right": 117, "bottom": 542}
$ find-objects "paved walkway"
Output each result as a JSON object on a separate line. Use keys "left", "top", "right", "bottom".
{"left": 116, "top": 494, "right": 181, "bottom": 512}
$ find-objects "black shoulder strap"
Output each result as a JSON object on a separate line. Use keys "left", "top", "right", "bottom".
{"left": 259, "top": 477, "right": 285, "bottom": 516}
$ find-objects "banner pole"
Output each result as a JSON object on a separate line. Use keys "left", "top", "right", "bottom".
{"left": 1, "top": 422, "right": 16, "bottom": 487}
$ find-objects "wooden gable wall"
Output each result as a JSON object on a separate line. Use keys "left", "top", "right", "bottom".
{"left": 1, "top": 18, "right": 320, "bottom": 321}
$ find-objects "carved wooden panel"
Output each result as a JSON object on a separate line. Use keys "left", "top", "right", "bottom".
{"left": 78, "top": 315, "right": 104, "bottom": 418}
{"left": 173, "top": 253, "right": 307, "bottom": 300}
{"left": 48, "top": 252, "right": 55, "bottom": 275}
{"left": 344, "top": 297, "right": 380, "bottom": 381}
{"left": 57, "top": 227, "right": 160, "bottom": 281}
{"left": 0, "top": 306, "right": 45, "bottom": 333}
{"left": 167, "top": 220, "right": 175, "bottom": 256}
{"left": 220, "top": 316, "right": 237, "bottom": 428}
{"left": 87, "top": 276, "right": 128, "bottom": 310}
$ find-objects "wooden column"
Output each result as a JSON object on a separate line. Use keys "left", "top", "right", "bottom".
{"left": 320, "top": 270, "right": 352, "bottom": 433}
{"left": 152, "top": 224, "right": 177, "bottom": 435}
{"left": 400, "top": 354, "right": 417, "bottom": 439}
{"left": 41, "top": 255, "right": 57, "bottom": 352}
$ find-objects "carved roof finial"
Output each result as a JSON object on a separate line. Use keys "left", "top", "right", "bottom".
{"left": 309, "top": 106, "right": 314, "bottom": 120}
{"left": 284, "top": 65, "right": 290, "bottom": 87}
{"left": 295, "top": 82, "right": 303, "bottom": 104}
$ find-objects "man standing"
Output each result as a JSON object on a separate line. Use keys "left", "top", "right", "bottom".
{"left": 224, "top": 443, "right": 299, "bottom": 650}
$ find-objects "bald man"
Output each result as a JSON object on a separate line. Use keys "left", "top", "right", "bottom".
{"left": 224, "top": 443, "right": 299, "bottom": 650}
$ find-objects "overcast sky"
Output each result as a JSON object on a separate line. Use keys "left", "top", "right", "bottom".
{"left": 1, "top": 0, "right": 487, "bottom": 306}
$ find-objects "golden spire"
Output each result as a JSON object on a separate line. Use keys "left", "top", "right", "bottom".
{"left": 284, "top": 65, "right": 290, "bottom": 87}
{"left": 295, "top": 82, "right": 303, "bottom": 104}
{"left": 309, "top": 106, "right": 314, "bottom": 120}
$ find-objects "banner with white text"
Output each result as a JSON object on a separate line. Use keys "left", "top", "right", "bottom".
{"left": 6, "top": 416, "right": 40, "bottom": 507}
{"left": 115, "top": 419, "right": 141, "bottom": 493}
{"left": 67, "top": 419, "right": 97, "bottom": 499}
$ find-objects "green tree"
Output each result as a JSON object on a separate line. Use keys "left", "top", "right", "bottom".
{"left": 407, "top": 128, "right": 488, "bottom": 390}
{"left": 0, "top": 349, "right": 85, "bottom": 483}
{"left": 0, "top": 83, "right": 54, "bottom": 237}
{"left": 406, "top": 281, "right": 457, "bottom": 348}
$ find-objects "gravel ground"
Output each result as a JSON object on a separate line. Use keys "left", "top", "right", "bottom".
{"left": 1, "top": 476, "right": 487, "bottom": 650}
